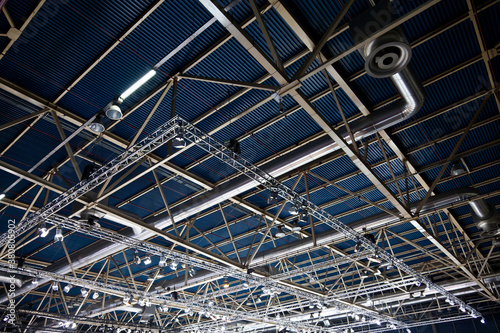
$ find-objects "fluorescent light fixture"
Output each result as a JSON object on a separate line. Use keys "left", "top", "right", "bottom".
{"left": 120, "top": 70, "right": 156, "bottom": 100}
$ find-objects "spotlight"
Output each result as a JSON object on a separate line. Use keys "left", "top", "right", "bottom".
{"left": 354, "top": 240, "right": 362, "bottom": 253}
{"left": 92, "top": 292, "right": 99, "bottom": 300}
{"left": 290, "top": 220, "right": 302, "bottom": 232}
{"left": 89, "top": 114, "right": 105, "bottom": 133}
{"left": 172, "top": 128, "right": 186, "bottom": 149}
{"left": 386, "top": 261, "right": 394, "bottom": 270}
{"left": 460, "top": 305, "right": 466, "bottom": 313}
{"left": 31, "top": 278, "right": 39, "bottom": 286}
{"left": 360, "top": 270, "right": 369, "bottom": 279}
{"left": 406, "top": 329, "right": 411, "bottom": 333}
{"left": 123, "top": 293, "right": 132, "bottom": 304}
{"left": 256, "top": 297, "right": 262, "bottom": 303}
{"left": 138, "top": 298, "right": 146, "bottom": 306}
{"left": 278, "top": 101, "right": 284, "bottom": 114}
{"left": 298, "top": 209, "right": 308, "bottom": 223}
{"left": 81, "top": 288, "right": 89, "bottom": 297}
{"left": 481, "top": 317, "right": 485, "bottom": 324}
{"left": 268, "top": 187, "right": 279, "bottom": 205}
{"left": 106, "top": 104, "right": 123, "bottom": 120}
{"left": 0, "top": 193, "right": 5, "bottom": 200}
{"left": 143, "top": 256, "right": 152, "bottom": 265}
{"left": 170, "top": 258, "right": 179, "bottom": 270}
{"left": 188, "top": 267, "right": 196, "bottom": 277}
{"left": 223, "top": 278, "right": 230, "bottom": 289}
{"left": 275, "top": 226, "right": 286, "bottom": 238}
{"left": 451, "top": 161, "right": 465, "bottom": 176}
{"left": 133, "top": 250, "right": 141, "bottom": 265}
{"left": 414, "top": 280, "right": 421, "bottom": 287}
{"left": 288, "top": 203, "right": 299, "bottom": 215}
{"left": 223, "top": 138, "right": 241, "bottom": 155}
{"left": 159, "top": 255, "right": 167, "bottom": 267}
{"left": 52, "top": 282, "right": 59, "bottom": 292}
{"left": 54, "top": 228, "right": 64, "bottom": 242}
{"left": 38, "top": 222, "right": 49, "bottom": 238}
{"left": 368, "top": 252, "right": 382, "bottom": 264}
{"left": 243, "top": 281, "right": 250, "bottom": 289}
{"left": 171, "top": 291, "right": 179, "bottom": 300}
{"left": 63, "top": 284, "right": 73, "bottom": 293}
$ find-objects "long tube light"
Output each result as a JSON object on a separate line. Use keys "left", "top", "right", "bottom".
{"left": 120, "top": 69, "right": 157, "bottom": 100}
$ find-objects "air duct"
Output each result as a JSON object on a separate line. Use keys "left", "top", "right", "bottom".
{"left": 0, "top": 0, "right": 427, "bottom": 304}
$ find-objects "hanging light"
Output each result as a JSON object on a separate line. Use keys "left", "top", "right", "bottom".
{"left": 159, "top": 255, "right": 167, "bottom": 267}
{"left": 170, "top": 258, "right": 179, "bottom": 270}
{"left": 291, "top": 220, "right": 302, "bottom": 232}
{"left": 80, "top": 288, "right": 88, "bottom": 297}
{"left": 278, "top": 101, "right": 284, "bottom": 113}
{"left": 51, "top": 282, "right": 59, "bottom": 292}
{"left": 298, "top": 209, "right": 308, "bottom": 223}
{"left": 275, "top": 225, "right": 286, "bottom": 238}
{"left": 368, "top": 251, "right": 382, "bottom": 263}
{"left": 38, "top": 222, "right": 49, "bottom": 238}
{"left": 106, "top": 104, "right": 123, "bottom": 120}
{"left": 172, "top": 127, "right": 186, "bottom": 149}
{"left": 268, "top": 187, "right": 279, "bottom": 205}
{"left": 451, "top": 161, "right": 465, "bottom": 176}
{"left": 223, "top": 278, "right": 230, "bottom": 289}
{"left": 92, "top": 291, "right": 99, "bottom": 300}
{"left": 123, "top": 293, "right": 132, "bottom": 304}
{"left": 54, "top": 228, "right": 64, "bottom": 242}
{"left": 133, "top": 250, "right": 141, "bottom": 265}
{"left": 143, "top": 256, "right": 152, "bottom": 265}
{"left": 89, "top": 114, "right": 105, "bottom": 133}
{"left": 354, "top": 239, "right": 362, "bottom": 252}
{"left": 63, "top": 284, "right": 73, "bottom": 293}
{"left": 288, "top": 203, "right": 299, "bottom": 215}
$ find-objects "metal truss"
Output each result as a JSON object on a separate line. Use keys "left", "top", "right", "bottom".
{"left": 178, "top": 117, "right": 483, "bottom": 319}
{"left": 202, "top": 251, "right": 372, "bottom": 300}
{"left": 325, "top": 278, "right": 419, "bottom": 302}
{"left": 43, "top": 214, "right": 404, "bottom": 331}
{"left": 0, "top": 265, "right": 350, "bottom": 333}
{"left": 1, "top": 115, "right": 480, "bottom": 331}
{"left": 0, "top": 116, "right": 180, "bottom": 248}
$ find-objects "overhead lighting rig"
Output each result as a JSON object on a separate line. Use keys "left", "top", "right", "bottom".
{"left": 4, "top": 116, "right": 480, "bottom": 331}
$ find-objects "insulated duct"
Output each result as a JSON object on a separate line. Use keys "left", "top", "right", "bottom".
{"left": 0, "top": 0, "right": 426, "bottom": 303}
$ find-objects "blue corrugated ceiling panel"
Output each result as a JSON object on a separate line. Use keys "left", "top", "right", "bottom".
{"left": 0, "top": 0, "right": 156, "bottom": 102}
{"left": 400, "top": 0, "right": 468, "bottom": 42}
{"left": 411, "top": 20, "right": 480, "bottom": 81}
{"left": 244, "top": 7, "right": 306, "bottom": 63}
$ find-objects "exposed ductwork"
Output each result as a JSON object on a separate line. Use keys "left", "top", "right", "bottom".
{"left": 0, "top": 272, "right": 23, "bottom": 288}
{"left": 0, "top": 0, "right": 430, "bottom": 307}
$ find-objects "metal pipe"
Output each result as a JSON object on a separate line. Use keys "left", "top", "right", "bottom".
{"left": 0, "top": 6, "right": 427, "bottom": 305}
{"left": 0, "top": 272, "right": 23, "bottom": 288}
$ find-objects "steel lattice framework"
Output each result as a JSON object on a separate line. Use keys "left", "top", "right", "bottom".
{"left": 4, "top": 115, "right": 481, "bottom": 332}
{"left": 178, "top": 117, "right": 483, "bottom": 319}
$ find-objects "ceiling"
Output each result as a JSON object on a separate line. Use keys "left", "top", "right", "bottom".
{"left": 0, "top": 0, "right": 500, "bottom": 332}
